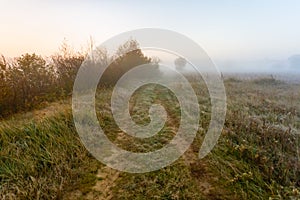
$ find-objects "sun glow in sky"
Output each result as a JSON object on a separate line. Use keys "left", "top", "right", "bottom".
{"left": 1, "top": 0, "right": 300, "bottom": 66}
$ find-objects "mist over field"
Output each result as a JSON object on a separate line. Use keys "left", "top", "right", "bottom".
{"left": 1, "top": 1, "right": 300, "bottom": 199}
{"left": 216, "top": 55, "right": 300, "bottom": 73}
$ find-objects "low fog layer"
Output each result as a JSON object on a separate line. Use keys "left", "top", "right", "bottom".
{"left": 215, "top": 54, "right": 300, "bottom": 73}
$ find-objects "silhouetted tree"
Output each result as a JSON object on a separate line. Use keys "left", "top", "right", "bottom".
{"left": 174, "top": 57, "right": 187, "bottom": 70}
{"left": 99, "top": 39, "right": 158, "bottom": 86}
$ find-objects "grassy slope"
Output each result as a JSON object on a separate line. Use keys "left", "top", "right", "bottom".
{"left": 94, "top": 79, "right": 300, "bottom": 200}
{"left": 0, "top": 78, "right": 299, "bottom": 199}
{"left": 0, "top": 101, "right": 100, "bottom": 199}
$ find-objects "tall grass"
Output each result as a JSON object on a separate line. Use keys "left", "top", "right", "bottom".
{"left": 0, "top": 106, "right": 99, "bottom": 199}
{"left": 0, "top": 78, "right": 299, "bottom": 199}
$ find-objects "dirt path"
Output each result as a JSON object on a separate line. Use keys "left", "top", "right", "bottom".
{"left": 83, "top": 131, "right": 128, "bottom": 200}
{"left": 84, "top": 133, "right": 128, "bottom": 200}
{"left": 85, "top": 167, "right": 120, "bottom": 200}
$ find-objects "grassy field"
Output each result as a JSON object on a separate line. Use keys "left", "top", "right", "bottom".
{"left": 0, "top": 77, "right": 299, "bottom": 199}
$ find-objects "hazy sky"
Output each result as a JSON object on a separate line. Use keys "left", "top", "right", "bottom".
{"left": 1, "top": 0, "right": 300, "bottom": 63}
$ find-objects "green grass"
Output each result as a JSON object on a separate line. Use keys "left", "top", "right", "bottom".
{"left": 107, "top": 79, "right": 300, "bottom": 199}
{"left": 0, "top": 78, "right": 299, "bottom": 199}
{"left": 0, "top": 104, "right": 99, "bottom": 199}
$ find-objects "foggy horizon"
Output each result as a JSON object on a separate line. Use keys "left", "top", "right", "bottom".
{"left": 1, "top": 0, "right": 300, "bottom": 73}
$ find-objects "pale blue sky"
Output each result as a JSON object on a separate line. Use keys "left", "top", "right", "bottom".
{"left": 1, "top": 0, "right": 300, "bottom": 64}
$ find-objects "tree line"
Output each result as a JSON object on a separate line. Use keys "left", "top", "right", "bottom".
{"left": 0, "top": 39, "right": 156, "bottom": 117}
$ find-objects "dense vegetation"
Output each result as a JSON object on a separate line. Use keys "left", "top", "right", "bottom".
{"left": 0, "top": 39, "right": 154, "bottom": 117}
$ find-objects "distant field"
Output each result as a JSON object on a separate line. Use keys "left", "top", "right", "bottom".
{"left": 223, "top": 72, "right": 300, "bottom": 84}
{"left": 0, "top": 77, "right": 299, "bottom": 199}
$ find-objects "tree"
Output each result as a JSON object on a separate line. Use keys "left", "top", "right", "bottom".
{"left": 15, "top": 53, "right": 55, "bottom": 108}
{"left": 0, "top": 55, "right": 9, "bottom": 115}
{"left": 99, "top": 39, "right": 159, "bottom": 87}
{"left": 0, "top": 55, "right": 6, "bottom": 79}
{"left": 52, "top": 40, "right": 85, "bottom": 94}
{"left": 174, "top": 57, "right": 187, "bottom": 70}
